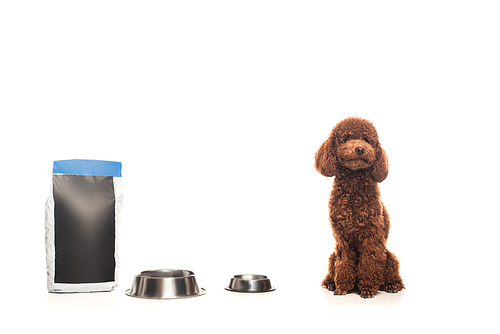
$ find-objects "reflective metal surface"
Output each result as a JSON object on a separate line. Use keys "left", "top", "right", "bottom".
{"left": 125, "top": 269, "right": 205, "bottom": 299}
{"left": 225, "top": 274, "right": 275, "bottom": 293}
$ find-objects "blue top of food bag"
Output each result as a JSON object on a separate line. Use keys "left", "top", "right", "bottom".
{"left": 53, "top": 159, "right": 122, "bottom": 177}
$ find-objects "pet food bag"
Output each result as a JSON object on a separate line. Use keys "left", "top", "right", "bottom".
{"left": 45, "top": 159, "right": 123, "bottom": 293}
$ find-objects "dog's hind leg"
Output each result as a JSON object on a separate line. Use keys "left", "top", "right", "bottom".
{"left": 380, "top": 250, "right": 405, "bottom": 293}
{"left": 321, "top": 251, "right": 336, "bottom": 291}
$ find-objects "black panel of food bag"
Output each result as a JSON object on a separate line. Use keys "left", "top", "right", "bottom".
{"left": 53, "top": 174, "right": 116, "bottom": 283}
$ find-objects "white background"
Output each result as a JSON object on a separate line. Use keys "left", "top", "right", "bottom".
{"left": 1, "top": 1, "right": 498, "bottom": 333}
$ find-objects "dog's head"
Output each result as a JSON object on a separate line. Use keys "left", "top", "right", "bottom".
{"left": 314, "top": 117, "right": 388, "bottom": 182}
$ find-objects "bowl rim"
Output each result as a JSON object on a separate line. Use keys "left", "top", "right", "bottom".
{"left": 137, "top": 269, "right": 196, "bottom": 279}
{"left": 232, "top": 274, "right": 269, "bottom": 281}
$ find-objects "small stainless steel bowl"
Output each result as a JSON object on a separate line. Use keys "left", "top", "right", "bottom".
{"left": 125, "top": 269, "right": 205, "bottom": 299}
{"left": 225, "top": 274, "right": 275, "bottom": 293}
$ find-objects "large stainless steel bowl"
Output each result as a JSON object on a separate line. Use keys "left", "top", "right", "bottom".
{"left": 225, "top": 274, "right": 275, "bottom": 293}
{"left": 125, "top": 269, "right": 205, "bottom": 299}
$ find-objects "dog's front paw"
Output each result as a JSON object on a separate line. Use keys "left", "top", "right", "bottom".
{"left": 334, "top": 289, "right": 348, "bottom": 296}
{"left": 360, "top": 290, "right": 375, "bottom": 298}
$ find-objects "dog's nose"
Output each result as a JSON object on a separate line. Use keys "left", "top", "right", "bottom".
{"left": 355, "top": 147, "right": 365, "bottom": 156}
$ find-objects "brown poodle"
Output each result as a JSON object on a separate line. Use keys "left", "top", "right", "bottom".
{"left": 315, "top": 117, "right": 404, "bottom": 298}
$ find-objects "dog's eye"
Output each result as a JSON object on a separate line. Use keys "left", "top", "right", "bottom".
{"left": 343, "top": 138, "right": 350, "bottom": 143}
{"left": 363, "top": 138, "right": 370, "bottom": 144}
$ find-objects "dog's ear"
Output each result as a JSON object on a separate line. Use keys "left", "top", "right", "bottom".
{"left": 371, "top": 146, "right": 388, "bottom": 182}
{"left": 315, "top": 138, "right": 338, "bottom": 177}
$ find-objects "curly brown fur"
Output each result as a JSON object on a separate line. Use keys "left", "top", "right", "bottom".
{"left": 315, "top": 117, "right": 404, "bottom": 298}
